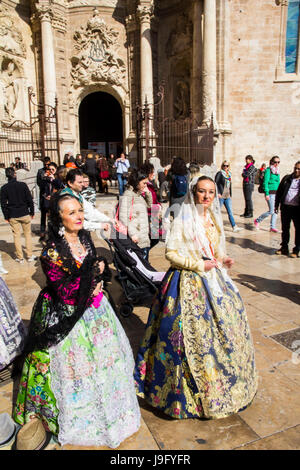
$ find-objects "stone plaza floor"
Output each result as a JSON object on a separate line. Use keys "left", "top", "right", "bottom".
{"left": 0, "top": 185, "right": 299, "bottom": 450}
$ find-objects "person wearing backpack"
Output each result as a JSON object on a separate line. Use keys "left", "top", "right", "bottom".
{"left": 169, "top": 157, "right": 188, "bottom": 217}
{"left": 254, "top": 156, "right": 281, "bottom": 232}
{"left": 256, "top": 162, "right": 266, "bottom": 190}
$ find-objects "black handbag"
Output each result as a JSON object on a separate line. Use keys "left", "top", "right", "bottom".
{"left": 122, "top": 172, "right": 129, "bottom": 180}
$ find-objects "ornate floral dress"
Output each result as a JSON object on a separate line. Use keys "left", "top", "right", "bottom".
{"left": 134, "top": 221, "right": 258, "bottom": 420}
{"left": 14, "top": 245, "right": 140, "bottom": 448}
{"left": 0, "top": 277, "right": 26, "bottom": 371}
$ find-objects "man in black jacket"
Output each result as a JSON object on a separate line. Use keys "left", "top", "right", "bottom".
{"left": 83, "top": 153, "right": 98, "bottom": 190}
{"left": 275, "top": 161, "right": 300, "bottom": 258}
{"left": 37, "top": 156, "right": 51, "bottom": 238}
{"left": 1, "top": 167, "right": 36, "bottom": 263}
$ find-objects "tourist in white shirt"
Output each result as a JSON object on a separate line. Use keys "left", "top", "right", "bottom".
{"left": 114, "top": 153, "right": 130, "bottom": 196}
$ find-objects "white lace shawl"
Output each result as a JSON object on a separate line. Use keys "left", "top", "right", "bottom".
{"left": 166, "top": 176, "right": 236, "bottom": 297}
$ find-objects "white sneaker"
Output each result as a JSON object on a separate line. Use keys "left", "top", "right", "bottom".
{"left": 15, "top": 258, "right": 24, "bottom": 264}
{"left": 233, "top": 226, "right": 242, "bottom": 232}
{"left": 0, "top": 268, "right": 8, "bottom": 274}
{"left": 27, "top": 255, "right": 37, "bottom": 262}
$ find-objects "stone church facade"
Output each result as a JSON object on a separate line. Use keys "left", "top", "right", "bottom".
{"left": 0, "top": 0, "right": 299, "bottom": 181}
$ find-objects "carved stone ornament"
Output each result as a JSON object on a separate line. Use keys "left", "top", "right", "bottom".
{"left": 34, "top": 4, "right": 54, "bottom": 22}
{"left": 125, "top": 14, "right": 137, "bottom": 32}
{"left": 70, "top": 8, "right": 126, "bottom": 89}
{"left": 0, "top": 6, "right": 26, "bottom": 58}
{"left": 137, "top": 3, "right": 154, "bottom": 23}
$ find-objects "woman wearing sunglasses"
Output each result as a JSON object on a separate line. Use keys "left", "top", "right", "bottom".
{"left": 215, "top": 161, "right": 242, "bottom": 232}
{"left": 254, "top": 156, "right": 281, "bottom": 232}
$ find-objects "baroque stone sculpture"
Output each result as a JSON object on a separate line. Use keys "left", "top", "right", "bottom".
{"left": 174, "top": 79, "right": 190, "bottom": 119}
{"left": 70, "top": 8, "right": 127, "bottom": 89}
{"left": 1, "top": 59, "right": 20, "bottom": 121}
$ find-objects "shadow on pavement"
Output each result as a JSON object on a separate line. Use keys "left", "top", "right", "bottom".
{"left": 235, "top": 273, "right": 300, "bottom": 305}
{"left": 227, "top": 236, "right": 277, "bottom": 255}
{"left": 0, "top": 239, "right": 17, "bottom": 260}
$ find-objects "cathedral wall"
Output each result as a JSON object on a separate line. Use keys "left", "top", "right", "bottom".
{"left": 218, "top": 0, "right": 300, "bottom": 184}
{"left": 55, "top": 4, "right": 129, "bottom": 157}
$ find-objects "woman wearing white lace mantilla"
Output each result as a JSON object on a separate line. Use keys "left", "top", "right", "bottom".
{"left": 134, "top": 175, "right": 258, "bottom": 420}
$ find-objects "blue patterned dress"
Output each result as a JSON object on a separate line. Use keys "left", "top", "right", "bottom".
{"left": 134, "top": 242, "right": 258, "bottom": 420}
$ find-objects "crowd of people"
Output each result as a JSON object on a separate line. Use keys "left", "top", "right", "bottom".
{"left": 0, "top": 151, "right": 299, "bottom": 450}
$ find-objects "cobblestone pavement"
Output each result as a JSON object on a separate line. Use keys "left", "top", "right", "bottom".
{"left": 0, "top": 186, "right": 299, "bottom": 450}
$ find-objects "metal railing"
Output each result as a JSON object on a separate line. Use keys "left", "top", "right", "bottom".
{"left": 136, "top": 84, "right": 214, "bottom": 167}
{"left": 0, "top": 87, "right": 60, "bottom": 168}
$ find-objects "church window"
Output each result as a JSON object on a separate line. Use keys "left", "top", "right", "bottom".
{"left": 285, "top": 0, "right": 300, "bottom": 73}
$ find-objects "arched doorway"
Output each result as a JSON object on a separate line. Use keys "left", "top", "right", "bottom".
{"left": 79, "top": 91, "right": 123, "bottom": 156}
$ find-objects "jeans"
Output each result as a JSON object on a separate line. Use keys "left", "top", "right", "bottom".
{"left": 256, "top": 194, "right": 277, "bottom": 229}
{"left": 117, "top": 173, "right": 127, "bottom": 196}
{"left": 280, "top": 204, "right": 300, "bottom": 254}
{"left": 243, "top": 183, "right": 254, "bottom": 215}
{"left": 219, "top": 197, "right": 236, "bottom": 228}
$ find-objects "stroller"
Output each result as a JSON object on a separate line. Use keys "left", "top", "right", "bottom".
{"left": 104, "top": 235, "right": 166, "bottom": 317}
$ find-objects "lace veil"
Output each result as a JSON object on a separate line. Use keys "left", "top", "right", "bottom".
{"left": 166, "top": 165, "right": 227, "bottom": 263}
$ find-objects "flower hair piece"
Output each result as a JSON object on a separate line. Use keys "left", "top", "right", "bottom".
{"left": 58, "top": 224, "right": 65, "bottom": 237}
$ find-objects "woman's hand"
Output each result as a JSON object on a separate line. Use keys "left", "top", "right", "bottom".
{"left": 132, "top": 235, "right": 139, "bottom": 244}
{"left": 223, "top": 257, "right": 234, "bottom": 268}
{"left": 204, "top": 259, "right": 218, "bottom": 272}
{"left": 92, "top": 281, "right": 103, "bottom": 297}
{"left": 265, "top": 195, "right": 270, "bottom": 201}
{"left": 101, "top": 223, "right": 110, "bottom": 231}
{"left": 97, "top": 260, "right": 105, "bottom": 274}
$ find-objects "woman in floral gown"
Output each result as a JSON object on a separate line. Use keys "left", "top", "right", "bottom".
{"left": 134, "top": 176, "right": 258, "bottom": 420}
{"left": 14, "top": 193, "right": 140, "bottom": 448}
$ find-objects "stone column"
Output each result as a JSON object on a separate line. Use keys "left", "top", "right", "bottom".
{"left": 192, "top": 0, "right": 203, "bottom": 123}
{"left": 202, "top": 0, "right": 217, "bottom": 127}
{"left": 217, "top": 0, "right": 231, "bottom": 133}
{"left": 137, "top": 2, "right": 154, "bottom": 111}
{"left": 137, "top": 2, "right": 155, "bottom": 161}
{"left": 37, "top": 6, "right": 57, "bottom": 107}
